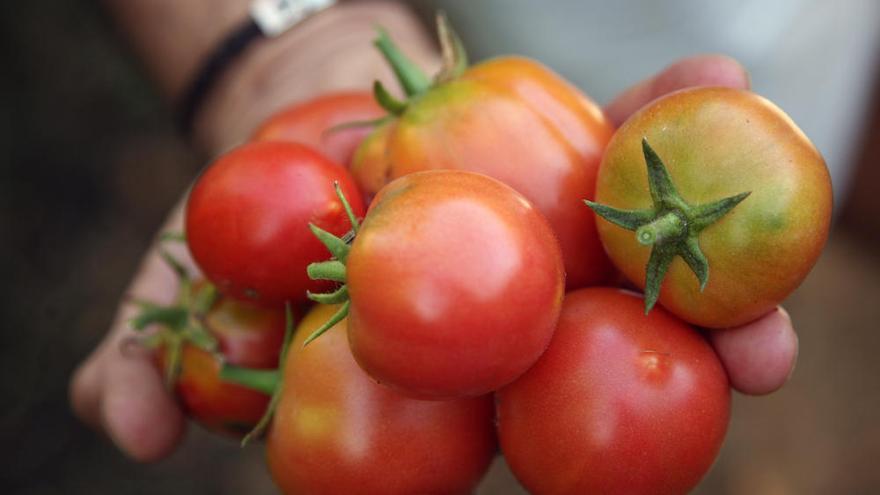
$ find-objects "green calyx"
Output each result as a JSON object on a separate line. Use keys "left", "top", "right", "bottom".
{"left": 129, "top": 247, "right": 219, "bottom": 390}
{"left": 219, "top": 304, "right": 295, "bottom": 447}
{"left": 302, "top": 182, "right": 361, "bottom": 346}
{"left": 585, "top": 138, "right": 750, "bottom": 314}
{"left": 372, "top": 12, "right": 469, "bottom": 116}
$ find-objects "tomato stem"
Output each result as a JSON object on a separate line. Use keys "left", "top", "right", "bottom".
{"left": 585, "top": 138, "right": 750, "bottom": 313}
{"left": 305, "top": 184, "right": 360, "bottom": 345}
{"left": 234, "top": 303, "right": 297, "bottom": 447}
{"left": 335, "top": 181, "right": 360, "bottom": 233}
{"left": 373, "top": 81, "right": 408, "bottom": 115}
{"left": 219, "top": 365, "right": 279, "bottom": 395}
{"left": 636, "top": 212, "right": 685, "bottom": 245}
{"left": 373, "top": 28, "right": 431, "bottom": 97}
{"left": 129, "top": 247, "right": 219, "bottom": 387}
{"left": 160, "top": 230, "right": 187, "bottom": 243}
{"left": 307, "top": 285, "right": 348, "bottom": 305}
{"left": 321, "top": 115, "right": 392, "bottom": 140}
{"left": 162, "top": 332, "right": 183, "bottom": 390}
{"left": 302, "top": 300, "right": 350, "bottom": 346}
{"left": 434, "top": 12, "right": 469, "bottom": 84}
{"left": 307, "top": 260, "right": 346, "bottom": 283}
{"left": 308, "top": 223, "right": 350, "bottom": 262}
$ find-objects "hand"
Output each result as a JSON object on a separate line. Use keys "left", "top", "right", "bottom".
{"left": 69, "top": 0, "right": 436, "bottom": 462}
{"left": 69, "top": 54, "right": 797, "bottom": 464}
{"left": 605, "top": 54, "right": 798, "bottom": 395}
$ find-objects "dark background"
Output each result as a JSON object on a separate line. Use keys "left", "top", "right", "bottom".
{"left": 2, "top": 1, "right": 880, "bottom": 494}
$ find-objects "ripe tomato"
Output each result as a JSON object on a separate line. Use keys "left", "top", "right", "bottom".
{"left": 157, "top": 284, "right": 286, "bottom": 436}
{"left": 186, "top": 141, "right": 365, "bottom": 306}
{"left": 350, "top": 27, "right": 615, "bottom": 289}
{"left": 497, "top": 288, "right": 730, "bottom": 495}
{"left": 266, "top": 304, "right": 496, "bottom": 495}
{"left": 252, "top": 91, "right": 383, "bottom": 166}
{"left": 313, "top": 170, "right": 564, "bottom": 399}
{"left": 591, "top": 87, "right": 832, "bottom": 328}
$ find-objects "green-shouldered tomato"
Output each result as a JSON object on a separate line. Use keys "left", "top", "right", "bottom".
{"left": 588, "top": 87, "right": 832, "bottom": 328}
{"left": 350, "top": 19, "right": 615, "bottom": 289}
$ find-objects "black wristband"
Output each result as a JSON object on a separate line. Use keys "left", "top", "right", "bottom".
{"left": 177, "top": 20, "right": 263, "bottom": 134}
{"left": 176, "top": 0, "right": 337, "bottom": 135}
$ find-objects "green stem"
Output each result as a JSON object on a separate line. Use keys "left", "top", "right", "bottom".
{"left": 219, "top": 365, "right": 279, "bottom": 396}
{"left": 308, "top": 260, "right": 347, "bottom": 282}
{"left": 236, "top": 304, "right": 296, "bottom": 446}
{"left": 373, "top": 81, "right": 408, "bottom": 115}
{"left": 635, "top": 211, "right": 685, "bottom": 246}
{"left": 192, "top": 283, "right": 218, "bottom": 316}
{"left": 434, "top": 12, "right": 469, "bottom": 83}
{"left": 306, "top": 187, "right": 357, "bottom": 346}
{"left": 585, "top": 137, "right": 749, "bottom": 313}
{"left": 160, "top": 231, "right": 186, "bottom": 243}
{"left": 163, "top": 333, "right": 183, "bottom": 390}
{"left": 334, "top": 182, "right": 360, "bottom": 233}
{"left": 131, "top": 305, "right": 188, "bottom": 331}
{"left": 307, "top": 285, "right": 348, "bottom": 305}
{"left": 159, "top": 248, "right": 190, "bottom": 280}
{"left": 309, "top": 223, "right": 350, "bottom": 262}
{"left": 303, "top": 300, "right": 350, "bottom": 347}
{"left": 374, "top": 28, "right": 431, "bottom": 97}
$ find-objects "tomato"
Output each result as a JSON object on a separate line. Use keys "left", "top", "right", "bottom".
{"left": 348, "top": 121, "right": 392, "bottom": 204}
{"left": 252, "top": 91, "right": 383, "bottom": 166}
{"left": 155, "top": 283, "right": 286, "bottom": 436}
{"left": 590, "top": 87, "right": 832, "bottom": 328}
{"left": 350, "top": 25, "right": 615, "bottom": 289}
{"left": 186, "top": 141, "right": 365, "bottom": 306}
{"left": 497, "top": 288, "right": 730, "bottom": 495}
{"left": 308, "top": 170, "right": 564, "bottom": 399}
{"left": 266, "top": 304, "right": 496, "bottom": 495}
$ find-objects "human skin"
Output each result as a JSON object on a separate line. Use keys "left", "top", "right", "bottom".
{"left": 69, "top": 0, "right": 798, "bottom": 462}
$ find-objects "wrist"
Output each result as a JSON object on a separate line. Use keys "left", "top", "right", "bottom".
{"left": 191, "top": 1, "right": 438, "bottom": 154}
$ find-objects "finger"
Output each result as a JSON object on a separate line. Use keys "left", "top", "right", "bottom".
{"left": 70, "top": 295, "right": 187, "bottom": 462}
{"left": 604, "top": 54, "right": 750, "bottom": 127}
{"left": 70, "top": 203, "right": 193, "bottom": 461}
{"left": 69, "top": 354, "right": 105, "bottom": 430}
{"left": 100, "top": 349, "right": 186, "bottom": 462}
{"left": 707, "top": 307, "right": 798, "bottom": 395}
{"left": 99, "top": 249, "right": 188, "bottom": 462}
{"left": 69, "top": 241, "right": 182, "bottom": 425}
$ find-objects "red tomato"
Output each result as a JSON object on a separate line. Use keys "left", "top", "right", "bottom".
{"left": 497, "top": 288, "right": 730, "bottom": 495}
{"left": 267, "top": 304, "right": 496, "bottom": 495}
{"left": 186, "top": 141, "right": 365, "bottom": 306}
{"left": 592, "top": 87, "right": 832, "bottom": 327}
{"left": 343, "top": 170, "right": 564, "bottom": 399}
{"left": 157, "top": 287, "right": 286, "bottom": 436}
{"left": 352, "top": 56, "right": 615, "bottom": 289}
{"left": 252, "top": 91, "right": 383, "bottom": 166}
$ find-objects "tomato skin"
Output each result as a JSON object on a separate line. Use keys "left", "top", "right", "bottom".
{"left": 351, "top": 57, "right": 615, "bottom": 289}
{"left": 186, "top": 141, "right": 365, "bottom": 306}
{"left": 346, "top": 170, "right": 564, "bottom": 399}
{"left": 349, "top": 121, "right": 392, "bottom": 205}
{"left": 158, "top": 293, "right": 286, "bottom": 436}
{"left": 497, "top": 288, "right": 730, "bottom": 495}
{"left": 252, "top": 91, "right": 383, "bottom": 166}
{"left": 595, "top": 87, "right": 832, "bottom": 328}
{"left": 266, "top": 304, "right": 496, "bottom": 495}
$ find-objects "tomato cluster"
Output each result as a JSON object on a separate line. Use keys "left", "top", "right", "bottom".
{"left": 133, "top": 15, "right": 830, "bottom": 495}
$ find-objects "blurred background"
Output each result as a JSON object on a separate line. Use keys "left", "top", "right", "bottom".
{"left": 2, "top": 0, "right": 879, "bottom": 493}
